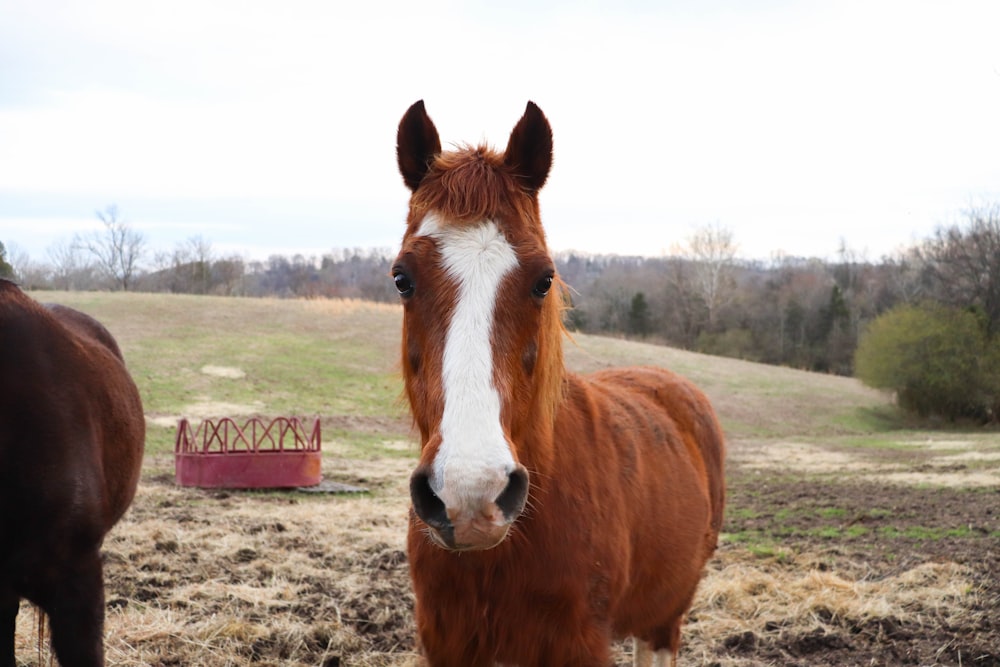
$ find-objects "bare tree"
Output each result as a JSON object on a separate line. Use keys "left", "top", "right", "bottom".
{"left": 75, "top": 205, "right": 146, "bottom": 290}
{"left": 662, "top": 258, "right": 703, "bottom": 347}
{"left": 47, "top": 239, "right": 97, "bottom": 290}
{"left": 212, "top": 255, "right": 247, "bottom": 296}
{"left": 919, "top": 202, "right": 1000, "bottom": 337}
{"left": 185, "top": 235, "right": 213, "bottom": 294}
{"left": 165, "top": 235, "right": 214, "bottom": 294}
{"left": 679, "top": 223, "right": 739, "bottom": 330}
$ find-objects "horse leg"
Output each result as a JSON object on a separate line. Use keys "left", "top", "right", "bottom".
{"left": 633, "top": 638, "right": 654, "bottom": 667}
{"left": 37, "top": 550, "right": 105, "bottom": 667}
{"left": 657, "top": 649, "right": 678, "bottom": 667}
{"left": 0, "top": 589, "right": 17, "bottom": 667}
{"left": 634, "top": 638, "right": 678, "bottom": 667}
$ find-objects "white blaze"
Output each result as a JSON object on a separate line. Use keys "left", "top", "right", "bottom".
{"left": 417, "top": 212, "right": 518, "bottom": 506}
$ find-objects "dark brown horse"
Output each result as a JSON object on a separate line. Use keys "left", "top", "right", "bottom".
{"left": 0, "top": 280, "right": 145, "bottom": 667}
{"left": 394, "top": 101, "right": 726, "bottom": 666}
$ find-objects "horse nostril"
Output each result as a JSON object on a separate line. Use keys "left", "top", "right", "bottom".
{"left": 410, "top": 466, "right": 452, "bottom": 533}
{"left": 495, "top": 465, "right": 530, "bottom": 521}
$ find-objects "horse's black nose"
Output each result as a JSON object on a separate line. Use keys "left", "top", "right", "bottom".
{"left": 410, "top": 463, "right": 530, "bottom": 550}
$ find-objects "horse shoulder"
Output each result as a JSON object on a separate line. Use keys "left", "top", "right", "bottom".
{"left": 45, "top": 302, "right": 126, "bottom": 361}
{"left": 582, "top": 366, "right": 724, "bottom": 478}
{"left": 1, "top": 290, "right": 144, "bottom": 530}
{"left": 563, "top": 368, "right": 724, "bottom": 545}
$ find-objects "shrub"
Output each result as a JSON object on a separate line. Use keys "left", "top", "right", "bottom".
{"left": 854, "top": 303, "right": 1000, "bottom": 420}
{"left": 697, "top": 328, "right": 760, "bottom": 362}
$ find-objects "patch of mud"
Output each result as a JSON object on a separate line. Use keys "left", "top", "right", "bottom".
{"left": 378, "top": 440, "right": 415, "bottom": 452}
{"left": 736, "top": 441, "right": 882, "bottom": 474}
{"left": 147, "top": 400, "right": 266, "bottom": 428}
{"left": 734, "top": 439, "right": 1000, "bottom": 488}
{"left": 901, "top": 439, "right": 977, "bottom": 450}
{"left": 322, "top": 414, "right": 413, "bottom": 438}
{"left": 939, "top": 450, "right": 1000, "bottom": 463}
{"left": 874, "top": 470, "right": 1000, "bottom": 488}
{"left": 200, "top": 365, "right": 246, "bottom": 379}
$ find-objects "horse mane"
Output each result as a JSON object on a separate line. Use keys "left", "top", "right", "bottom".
{"left": 535, "top": 276, "right": 569, "bottom": 444}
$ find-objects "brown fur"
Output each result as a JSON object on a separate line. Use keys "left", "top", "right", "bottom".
{"left": 396, "top": 102, "right": 725, "bottom": 666}
{"left": 0, "top": 280, "right": 145, "bottom": 667}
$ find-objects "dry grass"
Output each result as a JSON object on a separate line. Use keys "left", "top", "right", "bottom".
{"left": 13, "top": 452, "right": 989, "bottom": 666}
{"left": 685, "top": 550, "right": 978, "bottom": 657}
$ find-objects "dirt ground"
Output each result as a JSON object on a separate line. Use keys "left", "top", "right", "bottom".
{"left": 13, "top": 433, "right": 1000, "bottom": 666}
{"left": 713, "top": 473, "right": 999, "bottom": 666}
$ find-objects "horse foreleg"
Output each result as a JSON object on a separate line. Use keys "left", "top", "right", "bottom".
{"left": 656, "top": 648, "right": 679, "bottom": 667}
{"left": 38, "top": 550, "right": 106, "bottom": 667}
{"left": 0, "top": 589, "right": 17, "bottom": 667}
{"left": 633, "top": 638, "right": 653, "bottom": 667}
{"left": 633, "top": 638, "right": 678, "bottom": 667}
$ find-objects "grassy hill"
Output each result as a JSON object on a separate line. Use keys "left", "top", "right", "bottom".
{"left": 33, "top": 290, "right": 899, "bottom": 454}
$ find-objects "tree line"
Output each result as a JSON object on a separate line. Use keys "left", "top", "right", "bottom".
{"left": 5, "top": 203, "right": 999, "bottom": 419}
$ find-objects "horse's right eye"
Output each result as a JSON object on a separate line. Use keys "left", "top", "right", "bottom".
{"left": 394, "top": 271, "right": 414, "bottom": 297}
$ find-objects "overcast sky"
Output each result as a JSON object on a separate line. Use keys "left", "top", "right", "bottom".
{"left": 1, "top": 0, "right": 998, "bottom": 265}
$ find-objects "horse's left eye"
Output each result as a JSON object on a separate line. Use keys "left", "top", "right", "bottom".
{"left": 532, "top": 275, "right": 553, "bottom": 298}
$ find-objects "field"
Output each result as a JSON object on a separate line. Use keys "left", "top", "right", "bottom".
{"left": 14, "top": 291, "right": 1000, "bottom": 667}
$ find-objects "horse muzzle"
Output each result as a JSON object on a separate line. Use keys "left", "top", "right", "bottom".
{"left": 409, "top": 463, "right": 529, "bottom": 551}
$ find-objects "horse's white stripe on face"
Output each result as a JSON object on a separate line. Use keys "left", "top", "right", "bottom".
{"left": 416, "top": 212, "right": 518, "bottom": 506}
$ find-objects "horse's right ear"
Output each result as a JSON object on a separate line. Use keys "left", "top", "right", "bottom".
{"left": 397, "top": 100, "right": 442, "bottom": 192}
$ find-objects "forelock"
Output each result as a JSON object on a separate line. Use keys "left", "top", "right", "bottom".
{"left": 410, "top": 145, "right": 528, "bottom": 226}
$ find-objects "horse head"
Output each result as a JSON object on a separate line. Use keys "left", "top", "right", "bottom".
{"left": 394, "top": 100, "right": 564, "bottom": 551}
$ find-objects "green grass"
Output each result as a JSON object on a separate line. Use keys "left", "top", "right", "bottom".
{"left": 726, "top": 507, "right": 761, "bottom": 521}
{"left": 735, "top": 514, "right": 984, "bottom": 545}
{"left": 31, "top": 292, "right": 410, "bottom": 460}
{"left": 563, "top": 332, "right": 904, "bottom": 439}
{"left": 830, "top": 405, "right": 911, "bottom": 433}
{"left": 723, "top": 531, "right": 793, "bottom": 561}
{"left": 325, "top": 430, "right": 418, "bottom": 460}
{"left": 878, "top": 525, "right": 979, "bottom": 541}
{"left": 127, "top": 321, "right": 402, "bottom": 418}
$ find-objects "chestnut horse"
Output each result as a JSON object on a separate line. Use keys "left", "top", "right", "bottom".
{"left": 0, "top": 280, "right": 145, "bottom": 667}
{"left": 394, "top": 101, "right": 726, "bottom": 667}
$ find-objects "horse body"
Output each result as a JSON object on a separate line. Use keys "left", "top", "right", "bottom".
{"left": 410, "top": 369, "right": 722, "bottom": 666}
{"left": 395, "top": 102, "right": 725, "bottom": 666}
{"left": 0, "top": 280, "right": 145, "bottom": 667}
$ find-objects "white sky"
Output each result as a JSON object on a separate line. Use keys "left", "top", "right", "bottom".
{"left": 1, "top": 0, "right": 998, "bottom": 265}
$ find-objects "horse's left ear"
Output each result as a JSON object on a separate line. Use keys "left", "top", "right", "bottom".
{"left": 504, "top": 101, "right": 553, "bottom": 192}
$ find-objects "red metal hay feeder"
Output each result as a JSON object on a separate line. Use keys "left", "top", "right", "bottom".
{"left": 174, "top": 416, "right": 322, "bottom": 488}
